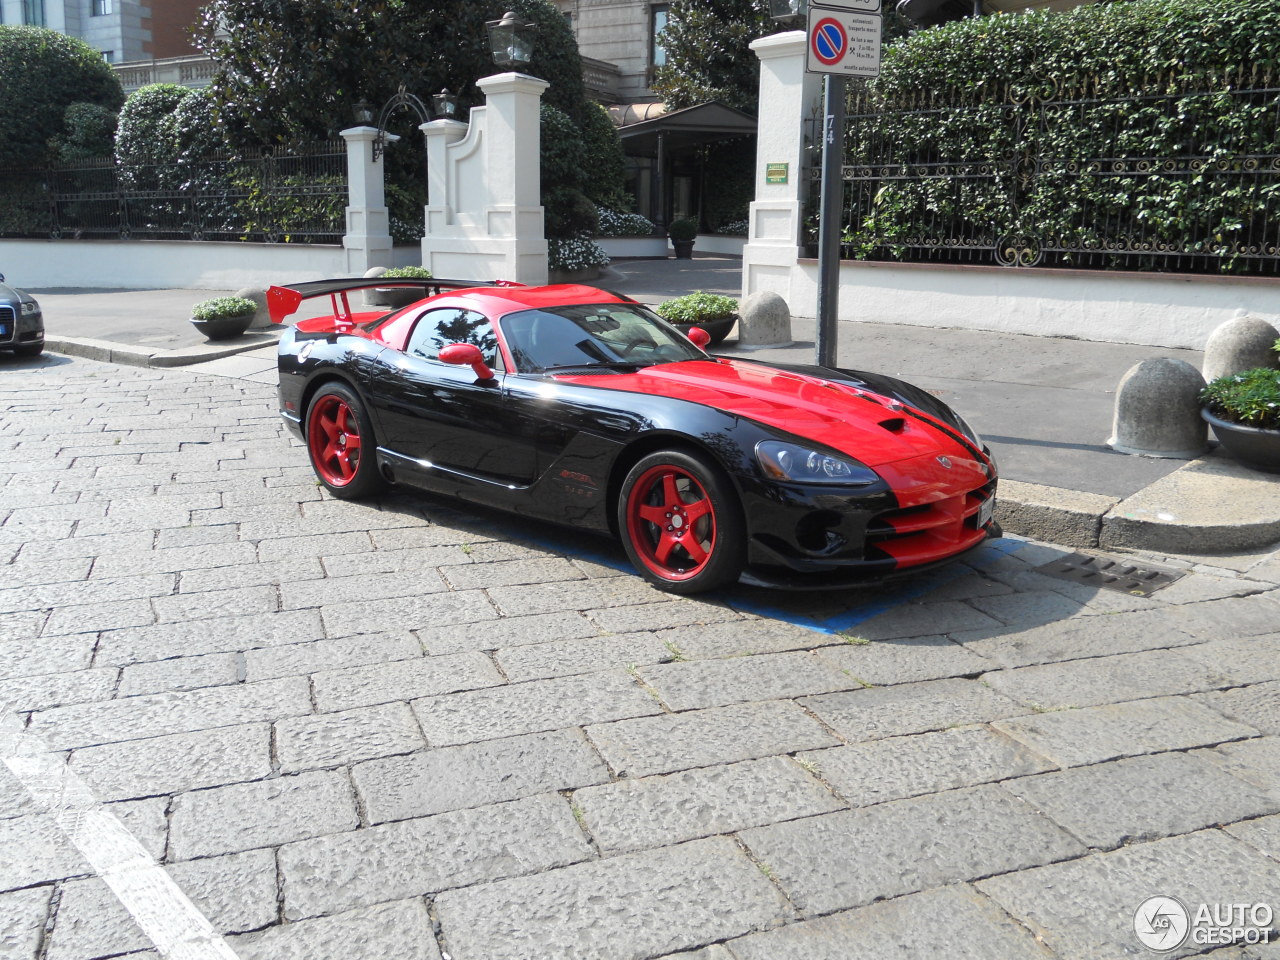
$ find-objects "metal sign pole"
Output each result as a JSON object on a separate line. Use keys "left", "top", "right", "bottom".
{"left": 815, "top": 73, "right": 846, "bottom": 369}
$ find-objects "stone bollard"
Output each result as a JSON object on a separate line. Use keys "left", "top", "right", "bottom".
{"left": 362, "top": 266, "right": 389, "bottom": 307}
{"left": 1202, "top": 315, "right": 1280, "bottom": 382}
{"left": 1108, "top": 357, "right": 1209, "bottom": 458}
{"left": 737, "top": 290, "right": 792, "bottom": 347}
{"left": 234, "top": 287, "right": 271, "bottom": 330}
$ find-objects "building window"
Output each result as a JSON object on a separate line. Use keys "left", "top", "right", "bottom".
{"left": 23, "top": 0, "right": 46, "bottom": 26}
{"left": 101, "top": 50, "right": 114, "bottom": 63}
{"left": 651, "top": 4, "right": 669, "bottom": 69}
{"left": 93, "top": 0, "right": 112, "bottom": 15}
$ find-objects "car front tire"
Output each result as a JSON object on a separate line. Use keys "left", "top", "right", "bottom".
{"left": 618, "top": 449, "right": 745, "bottom": 594}
{"left": 14, "top": 342, "right": 43, "bottom": 358}
{"left": 305, "top": 382, "right": 387, "bottom": 499}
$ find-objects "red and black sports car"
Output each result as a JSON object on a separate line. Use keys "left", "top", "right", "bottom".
{"left": 268, "top": 278, "right": 999, "bottom": 593}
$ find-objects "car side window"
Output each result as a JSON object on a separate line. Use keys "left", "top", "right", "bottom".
{"left": 405, "top": 308, "right": 501, "bottom": 370}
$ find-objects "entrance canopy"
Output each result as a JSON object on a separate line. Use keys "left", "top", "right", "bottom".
{"left": 611, "top": 101, "right": 757, "bottom": 157}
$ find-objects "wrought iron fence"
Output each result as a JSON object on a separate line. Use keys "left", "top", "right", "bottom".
{"left": 806, "top": 70, "right": 1280, "bottom": 275}
{"left": 0, "top": 141, "right": 347, "bottom": 243}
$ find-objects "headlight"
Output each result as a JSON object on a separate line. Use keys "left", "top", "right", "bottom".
{"left": 756, "top": 440, "right": 879, "bottom": 486}
{"left": 20, "top": 301, "right": 39, "bottom": 316}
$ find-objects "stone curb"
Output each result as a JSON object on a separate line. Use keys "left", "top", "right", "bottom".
{"left": 993, "top": 480, "right": 1118, "bottom": 549}
{"left": 45, "top": 332, "right": 280, "bottom": 369}
{"left": 997, "top": 464, "right": 1280, "bottom": 555}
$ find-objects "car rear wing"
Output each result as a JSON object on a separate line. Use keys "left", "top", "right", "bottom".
{"left": 266, "top": 276, "right": 524, "bottom": 326}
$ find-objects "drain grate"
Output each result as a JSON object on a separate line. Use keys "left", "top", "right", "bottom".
{"left": 1035, "top": 552, "right": 1185, "bottom": 596}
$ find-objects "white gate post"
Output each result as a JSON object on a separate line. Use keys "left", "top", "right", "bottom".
{"left": 741, "top": 32, "right": 824, "bottom": 307}
{"left": 339, "top": 125, "right": 397, "bottom": 276}
{"left": 420, "top": 72, "right": 550, "bottom": 284}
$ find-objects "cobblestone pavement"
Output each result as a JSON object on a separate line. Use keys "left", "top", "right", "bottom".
{"left": 3, "top": 352, "right": 1280, "bottom": 960}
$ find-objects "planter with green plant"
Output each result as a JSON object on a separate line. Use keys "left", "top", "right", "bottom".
{"left": 668, "top": 218, "right": 698, "bottom": 259}
{"left": 1199, "top": 350, "right": 1280, "bottom": 473}
{"left": 372, "top": 265, "right": 434, "bottom": 308}
{"left": 190, "top": 296, "right": 258, "bottom": 341}
{"left": 656, "top": 292, "right": 738, "bottom": 346}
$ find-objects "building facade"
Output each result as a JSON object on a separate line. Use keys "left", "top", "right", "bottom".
{"left": 0, "top": 0, "right": 203, "bottom": 62}
{"left": 555, "top": 0, "right": 669, "bottom": 105}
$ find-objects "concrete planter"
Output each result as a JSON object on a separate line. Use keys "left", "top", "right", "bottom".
{"left": 548, "top": 266, "right": 604, "bottom": 284}
{"left": 1201, "top": 409, "right": 1280, "bottom": 473}
{"left": 669, "top": 314, "right": 737, "bottom": 346}
{"left": 371, "top": 288, "right": 426, "bottom": 310}
{"left": 189, "top": 312, "right": 253, "bottom": 341}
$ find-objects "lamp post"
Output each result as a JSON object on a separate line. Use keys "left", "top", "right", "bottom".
{"left": 486, "top": 11, "right": 537, "bottom": 71}
{"left": 768, "top": 0, "right": 806, "bottom": 28}
{"left": 352, "top": 99, "right": 375, "bottom": 126}
{"left": 431, "top": 88, "right": 459, "bottom": 120}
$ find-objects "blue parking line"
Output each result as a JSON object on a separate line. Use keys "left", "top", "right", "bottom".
{"left": 505, "top": 510, "right": 1027, "bottom": 637}
{"left": 727, "top": 537, "right": 1028, "bottom": 635}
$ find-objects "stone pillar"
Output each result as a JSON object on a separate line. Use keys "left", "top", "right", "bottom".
{"left": 339, "top": 126, "right": 397, "bottom": 276}
{"left": 741, "top": 31, "right": 824, "bottom": 306}
{"left": 420, "top": 72, "right": 550, "bottom": 285}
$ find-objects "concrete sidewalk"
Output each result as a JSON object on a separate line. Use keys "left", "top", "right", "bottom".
{"left": 22, "top": 255, "right": 1280, "bottom": 556}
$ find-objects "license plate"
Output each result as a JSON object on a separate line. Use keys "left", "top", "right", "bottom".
{"left": 978, "top": 496, "right": 994, "bottom": 528}
{"left": 0, "top": 325, "right": 8, "bottom": 338}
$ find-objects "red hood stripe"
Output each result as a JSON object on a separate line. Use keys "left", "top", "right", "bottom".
{"left": 553, "top": 359, "right": 976, "bottom": 468}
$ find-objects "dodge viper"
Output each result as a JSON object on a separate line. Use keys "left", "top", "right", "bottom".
{"left": 268, "top": 278, "right": 999, "bottom": 593}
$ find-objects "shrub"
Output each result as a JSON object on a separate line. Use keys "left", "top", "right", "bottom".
{"left": 716, "top": 219, "right": 749, "bottom": 236}
{"left": 544, "top": 187, "right": 599, "bottom": 241}
{"left": 1200, "top": 368, "right": 1280, "bottom": 429}
{"left": 657, "top": 292, "right": 738, "bottom": 324}
{"left": 579, "top": 102, "right": 629, "bottom": 211}
{"left": 192, "top": 296, "right": 257, "bottom": 321}
{"left": 116, "top": 85, "right": 195, "bottom": 168}
{"left": 598, "top": 209, "right": 656, "bottom": 237}
{"left": 549, "top": 237, "right": 610, "bottom": 272}
{"left": 49, "top": 103, "right": 118, "bottom": 162}
{"left": 667, "top": 218, "right": 698, "bottom": 242}
{"left": 381, "top": 265, "right": 433, "bottom": 279}
{"left": 0, "top": 26, "right": 124, "bottom": 167}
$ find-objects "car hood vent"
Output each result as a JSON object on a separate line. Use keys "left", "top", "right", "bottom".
{"left": 878, "top": 417, "right": 906, "bottom": 432}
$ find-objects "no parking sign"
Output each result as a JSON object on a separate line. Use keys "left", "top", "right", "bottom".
{"left": 806, "top": 0, "right": 882, "bottom": 77}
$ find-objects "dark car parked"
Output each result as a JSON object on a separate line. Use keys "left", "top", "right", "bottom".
{"left": 0, "top": 274, "right": 44, "bottom": 357}
{"left": 268, "top": 278, "right": 999, "bottom": 594}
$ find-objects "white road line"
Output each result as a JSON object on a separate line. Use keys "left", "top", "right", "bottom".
{"left": 1, "top": 708, "right": 241, "bottom": 960}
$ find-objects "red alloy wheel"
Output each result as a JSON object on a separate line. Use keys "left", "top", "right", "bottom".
{"left": 307, "top": 392, "right": 363, "bottom": 487}
{"left": 625, "top": 463, "right": 718, "bottom": 582}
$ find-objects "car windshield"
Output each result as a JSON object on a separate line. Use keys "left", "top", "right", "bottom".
{"left": 499, "top": 303, "right": 705, "bottom": 374}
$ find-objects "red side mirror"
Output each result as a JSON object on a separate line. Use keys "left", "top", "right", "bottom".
{"left": 438, "top": 343, "right": 495, "bottom": 380}
{"left": 686, "top": 326, "right": 711, "bottom": 349}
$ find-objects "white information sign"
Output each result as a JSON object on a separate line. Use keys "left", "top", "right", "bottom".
{"left": 806, "top": 2, "right": 882, "bottom": 78}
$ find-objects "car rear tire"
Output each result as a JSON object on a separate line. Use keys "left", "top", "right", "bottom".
{"left": 305, "top": 383, "right": 386, "bottom": 500}
{"left": 618, "top": 449, "right": 745, "bottom": 594}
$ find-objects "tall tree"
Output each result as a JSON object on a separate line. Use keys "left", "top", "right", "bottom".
{"left": 652, "top": 0, "right": 772, "bottom": 114}
{"left": 194, "top": 0, "right": 588, "bottom": 145}
{"left": 653, "top": 0, "right": 915, "bottom": 114}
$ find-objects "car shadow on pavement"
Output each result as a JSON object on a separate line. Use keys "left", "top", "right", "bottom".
{"left": 379, "top": 484, "right": 1115, "bottom": 643}
{"left": 0, "top": 352, "right": 73, "bottom": 369}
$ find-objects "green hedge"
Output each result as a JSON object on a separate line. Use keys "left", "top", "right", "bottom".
{"left": 842, "top": 0, "right": 1280, "bottom": 274}
{"left": 0, "top": 26, "right": 123, "bottom": 168}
